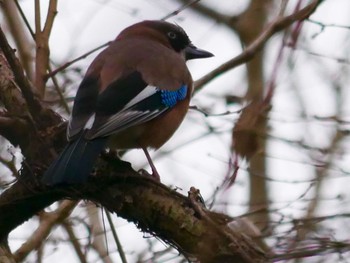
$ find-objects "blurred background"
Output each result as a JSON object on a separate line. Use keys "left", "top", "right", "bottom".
{"left": 1, "top": 0, "right": 350, "bottom": 262}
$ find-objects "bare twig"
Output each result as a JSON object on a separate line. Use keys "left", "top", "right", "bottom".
{"left": 162, "top": 0, "right": 201, "bottom": 20}
{"left": 48, "top": 64, "right": 71, "bottom": 114}
{"left": 62, "top": 220, "right": 88, "bottom": 263}
{"left": 194, "top": 0, "right": 322, "bottom": 92}
{"left": 13, "top": 200, "right": 78, "bottom": 262}
{"left": 11, "top": 0, "right": 69, "bottom": 113}
{"left": 34, "top": 0, "right": 57, "bottom": 97}
{"left": 272, "top": 240, "right": 350, "bottom": 262}
{"left": 46, "top": 42, "right": 111, "bottom": 79}
{"left": 175, "top": 0, "right": 232, "bottom": 25}
{"left": 13, "top": 0, "right": 35, "bottom": 38}
{"left": 86, "top": 205, "right": 113, "bottom": 263}
{"left": 105, "top": 211, "right": 128, "bottom": 263}
{"left": 265, "top": 0, "right": 305, "bottom": 102}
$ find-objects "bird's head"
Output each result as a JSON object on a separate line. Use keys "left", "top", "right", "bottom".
{"left": 117, "top": 20, "right": 214, "bottom": 61}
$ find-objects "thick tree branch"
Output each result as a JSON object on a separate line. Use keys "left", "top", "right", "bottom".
{"left": 0, "top": 43, "right": 63, "bottom": 166}
{"left": 0, "top": 52, "right": 34, "bottom": 148}
{"left": 0, "top": 27, "right": 43, "bottom": 123}
{"left": 0, "top": 115, "right": 29, "bottom": 148}
{"left": 0, "top": 162, "right": 268, "bottom": 262}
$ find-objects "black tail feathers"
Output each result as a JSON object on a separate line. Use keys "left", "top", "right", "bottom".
{"left": 42, "top": 136, "right": 107, "bottom": 185}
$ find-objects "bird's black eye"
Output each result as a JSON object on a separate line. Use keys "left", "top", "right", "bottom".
{"left": 167, "top": 31, "right": 177, "bottom": 39}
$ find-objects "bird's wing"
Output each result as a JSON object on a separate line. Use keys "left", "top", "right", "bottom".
{"left": 80, "top": 71, "right": 187, "bottom": 139}
{"left": 68, "top": 76, "right": 100, "bottom": 140}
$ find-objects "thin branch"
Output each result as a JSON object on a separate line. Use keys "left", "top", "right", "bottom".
{"left": 307, "top": 18, "right": 350, "bottom": 30}
{"left": 42, "top": 0, "right": 58, "bottom": 37}
{"left": 34, "top": 0, "right": 57, "bottom": 97}
{"left": 162, "top": 0, "right": 201, "bottom": 20}
{"left": 34, "top": 0, "right": 44, "bottom": 95}
{"left": 13, "top": 0, "right": 35, "bottom": 38}
{"left": 62, "top": 220, "right": 88, "bottom": 263}
{"left": 86, "top": 205, "right": 114, "bottom": 263}
{"left": 175, "top": 0, "right": 232, "bottom": 26}
{"left": 265, "top": 0, "right": 305, "bottom": 103}
{"left": 11, "top": 0, "right": 69, "bottom": 113}
{"left": 34, "top": 0, "right": 41, "bottom": 36}
{"left": 194, "top": 0, "right": 322, "bottom": 92}
{"left": 46, "top": 42, "right": 111, "bottom": 79}
{"left": 13, "top": 200, "right": 78, "bottom": 262}
{"left": 48, "top": 64, "right": 71, "bottom": 114}
{"left": 45, "top": 40, "right": 110, "bottom": 114}
{"left": 272, "top": 241, "right": 350, "bottom": 262}
{"left": 0, "top": 244, "right": 15, "bottom": 263}
{"left": 105, "top": 211, "right": 128, "bottom": 263}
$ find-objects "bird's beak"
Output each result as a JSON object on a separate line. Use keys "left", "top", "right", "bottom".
{"left": 185, "top": 43, "right": 214, "bottom": 60}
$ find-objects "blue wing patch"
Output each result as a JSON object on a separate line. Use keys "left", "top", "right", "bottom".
{"left": 159, "top": 85, "right": 188, "bottom": 107}
{"left": 87, "top": 84, "right": 188, "bottom": 139}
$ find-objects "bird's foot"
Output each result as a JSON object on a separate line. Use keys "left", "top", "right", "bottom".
{"left": 138, "top": 168, "right": 160, "bottom": 182}
{"left": 141, "top": 147, "right": 161, "bottom": 182}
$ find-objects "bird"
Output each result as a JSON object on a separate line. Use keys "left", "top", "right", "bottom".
{"left": 42, "top": 20, "right": 213, "bottom": 185}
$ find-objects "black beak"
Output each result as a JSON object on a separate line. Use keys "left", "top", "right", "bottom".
{"left": 185, "top": 43, "right": 214, "bottom": 60}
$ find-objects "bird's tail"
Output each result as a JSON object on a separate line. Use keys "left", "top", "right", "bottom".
{"left": 42, "top": 135, "right": 107, "bottom": 185}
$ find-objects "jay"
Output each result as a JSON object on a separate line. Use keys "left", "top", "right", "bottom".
{"left": 42, "top": 20, "right": 213, "bottom": 185}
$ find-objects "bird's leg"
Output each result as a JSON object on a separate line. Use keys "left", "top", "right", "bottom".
{"left": 142, "top": 147, "right": 160, "bottom": 181}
